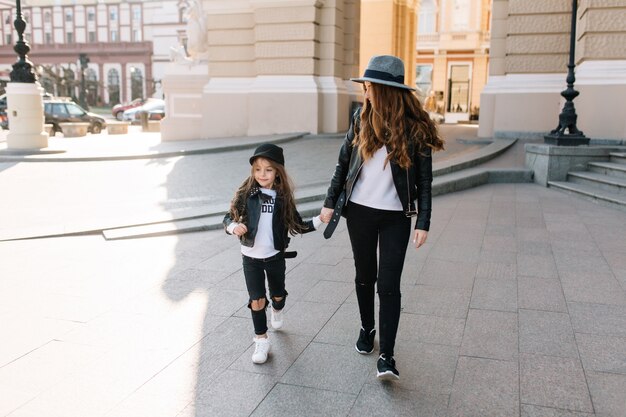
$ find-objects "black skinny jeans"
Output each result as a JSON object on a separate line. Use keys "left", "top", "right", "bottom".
{"left": 346, "top": 202, "right": 411, "bottom": 357}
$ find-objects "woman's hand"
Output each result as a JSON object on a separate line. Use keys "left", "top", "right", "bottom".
{"left": 233, "top": 223, "right": 248, "bottom": 237}
{"left": 320, "top": 207, "right": 334, "bottom": 224}
{"left": 413, "top": 229, "right": 428, "bottom": 249}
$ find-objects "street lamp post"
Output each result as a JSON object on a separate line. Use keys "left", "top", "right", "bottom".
{"left": 6, "top": 0, "right": 49, "bottom": 150}
{"left": 10, "top": 0, "right": 36, "bottom": 83}
{"left": 544, "top": 0, "right": 589, "bottom": 146}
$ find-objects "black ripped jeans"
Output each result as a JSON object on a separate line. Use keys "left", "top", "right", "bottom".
{"left": 346, "top": 202, "right": 411, "bottom": 357}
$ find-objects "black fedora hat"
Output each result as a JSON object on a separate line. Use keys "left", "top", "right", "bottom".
{"left": 249, "top": 143, "right": 285, "bottom": 166}
{"left": 351, "top": 55, "right": 415, "bottom": 91}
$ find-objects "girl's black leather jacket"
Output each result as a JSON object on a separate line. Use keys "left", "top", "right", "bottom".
{"left": 323, "top": 109, "right": 434, "bottom": 231}
{"left": 223, "top": 186, "right": 315, "bottom": 249}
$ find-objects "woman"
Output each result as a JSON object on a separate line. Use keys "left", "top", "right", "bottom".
{"left": 320, "top": 55, "right": 444, "bottom": 380}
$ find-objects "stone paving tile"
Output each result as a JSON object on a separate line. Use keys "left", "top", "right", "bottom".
{"left": 470, "top": 277, "right": 517, "bottom": 312}
{"left": 349, "top": 383, "right": 449, "bottom": 417}
{"left": 517, "top": 277, "right": 565, "bottom": 315}
{"left": 475, "top": 260, "right": 517, "bottom": 280}
{"left": 575, "top": 332, "right": 626, "bottom": 374}
{"left": 559, "top": 270, "right": 626, "bottom": 306}
{"left": 520, "top": 353, "right": 593, "bottom": 413}
{"left": 518, "top": 309, "right": 578, "bottom": 358}
{"left": 448, "top": 356, "right": 519, "bottom": 417}
{"left": 517, "top": 254, "right": 559, "bottom": 279}
{"left": 568, "top": 302, "right": 626, "bottom": 337}
{"left": 482, "top": 235, "right": 518, "bottom": 252}
{"left": 301, "top": 279, "right": 354, "bottom": 304}
{"left": 585, "top": 371, "right": 626, "bottom": 417}
{"left": 520, "top": 404, "right": 594, "bottom": 417}
{"left": 391, "top": 343, "right": 459, "bottom": 394}
{"left": 479, "top": 249, "right": 518, "bottom": 264}
{"left": 398, "top": 312, "right": 465, "bottom": 347}
{"left": 402, "top": 284, "right": 471, "bottom": 319}
{"left": 428, "top": 242, "right": 482, "bottom": 263}
{"left": 193, "top": 369, "right": 278, "bottom": 416}
{"left": 251, "top": 383, "right": 356, "bottom": 417}
{"left": 280, "top": 342, "right": 372, "bottom": 395}
{"left": 274, "top": 300, "right": 340, "bottom": 338}
{"left": 313, "top": 302, "right": 363, "bottom": 347}
{"left": 516, "top": 227, "right": 551, "bottom": 243}
{"left": 460, "top": 309, "right": 518, "bottom": 361}
{"left": 417, "top": 258, "right": 477, "bottom": 289}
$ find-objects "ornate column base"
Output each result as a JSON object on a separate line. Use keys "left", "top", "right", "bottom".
{"left": 6, "top": 82, "right": 48, "bottom": 150}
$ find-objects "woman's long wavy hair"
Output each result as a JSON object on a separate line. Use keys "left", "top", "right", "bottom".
{"left": 229, "top": 157, "right": 306, "bottom": 236}
{"left": 354, "top": 82, "right": 445, "bottom": 169}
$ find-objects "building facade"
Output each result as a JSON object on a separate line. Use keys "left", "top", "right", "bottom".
{"left": 414, "top": 0, "right": 491, "bottom": 123}
{"left": 0, "top": 0, "right": 191, "bottom": 106}
{"left": 480, "top": 0, "right": 626, "bottom": 140}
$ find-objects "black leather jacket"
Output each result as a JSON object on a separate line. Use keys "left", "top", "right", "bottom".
{"left": 223, "top": 186, "right": 315, "bottom": 249}
{"left": 323, "top": 109, "right": 434, "bottom": 231}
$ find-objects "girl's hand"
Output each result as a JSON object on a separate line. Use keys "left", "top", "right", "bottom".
{"left": 233, "top": 224, "right": 248, "bottom": 237}
{"left": 413, "top": 229, "right": 428, "bottom": 249}
{"left": 320, "top": 207, "right": 334, "bottom": 224}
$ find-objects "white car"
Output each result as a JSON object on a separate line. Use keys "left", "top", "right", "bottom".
{"left": 122, "top": 98, "right": 165, "bottom": 122}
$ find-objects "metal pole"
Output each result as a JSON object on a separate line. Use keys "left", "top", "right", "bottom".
{"left": 10, "top": 0, "right": 37, "bottom": 83}
{"left": 544, "top": 0, "right": 589, "bottom": 146}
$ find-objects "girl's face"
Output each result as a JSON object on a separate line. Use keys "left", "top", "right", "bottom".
{"left": 364, "top": 81, "right": 375, "bottom": 108}
{"left": 253, "top": 157, "right": 277, "bottom": 189}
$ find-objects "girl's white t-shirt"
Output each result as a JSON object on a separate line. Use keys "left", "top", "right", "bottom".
{"left": 241, "top": 188, "right": 280, "bottom": 259}
{"left": 349, "top": 146, "right": 403, "bottom": 211}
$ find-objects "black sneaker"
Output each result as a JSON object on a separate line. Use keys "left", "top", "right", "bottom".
{"left": 376, "top": 354, "right": 399, "bottom": 380}
{"left": 355, "top": 327, "right": 376, "bottom": 354}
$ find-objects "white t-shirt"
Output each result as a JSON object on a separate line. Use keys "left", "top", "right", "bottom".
{"left": 349, "top": 146, "right": 403, "bottom": 211}
{"left": 241, "top": 188, "right": 280, "bottom": 259}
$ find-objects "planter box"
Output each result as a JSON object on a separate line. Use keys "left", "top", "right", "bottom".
{"left": 59, "top": 122, "right": 89, "bottom": 137}
{"left": 107, "top": 121, "right": 130, "bottom": 135}
{"left": 143, "top": 120, "right": 161, "bottom": 132}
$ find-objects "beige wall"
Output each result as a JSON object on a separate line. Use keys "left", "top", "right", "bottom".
{"left": 480, "top": 0, "right": 626, "bottom": 140}
{"left": 360, "top": 0, "right": 417, "bottom": 87}
{"left": 162, "top": 0, "right": 361, "bottom": 140}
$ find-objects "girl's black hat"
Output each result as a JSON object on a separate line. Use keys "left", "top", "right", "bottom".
{"left": 249, "top": 143, "right": 285, "bottom": 166}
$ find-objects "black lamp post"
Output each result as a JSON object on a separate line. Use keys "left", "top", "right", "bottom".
{"left": 544, "top": 0, "right": 589, "bottom": 146}
{"left": 9, "top": 0, "right": 37, "bottom": 84}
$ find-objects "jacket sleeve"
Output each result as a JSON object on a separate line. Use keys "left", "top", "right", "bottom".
{"left": 414, "top": 147, "right": 433, "bottom": 231}
{"left": 223, "top": 192, "right": 243, "bottom": 234}
{"left": 323, "top": 108, "right": 359, "bottom": 209}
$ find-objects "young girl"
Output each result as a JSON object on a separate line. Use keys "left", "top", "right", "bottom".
{"left": 224, "top": 143, "right": 322, "bottom": 364}
{"left": 321, "top": 55, "right": 445, "bottom": 380}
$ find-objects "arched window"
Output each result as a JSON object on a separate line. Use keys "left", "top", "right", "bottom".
{"left": 107, "top": 68, "right": 120, "bottom": 105}
{"left": 130, "top": 67, "right": 143, "bottom": 100}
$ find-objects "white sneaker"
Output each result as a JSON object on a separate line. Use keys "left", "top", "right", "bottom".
{"left": 251, "top": 337, "right": 270, "bottom": 364}
{"left": 271, "top": 308, "right": 284, "bottom": 330}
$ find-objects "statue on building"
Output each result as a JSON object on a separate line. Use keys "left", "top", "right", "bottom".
{"left": 184, "top": 0, "right": 208, "bottom": 61}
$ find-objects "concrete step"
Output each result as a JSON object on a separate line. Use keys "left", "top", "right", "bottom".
{"left": 588, "top": 161, "right": 626, "bottom": 179}
{"left": 548, "top": 180, "right": 626, "bottom": 211}
{"left": 609, "top": 152, "right": 626, "bottom": 164}
{"left": 102, "top": 200, "right": 325, "bottom": 240}
{"left": 568, "top": 171, "right": 626, "bottom": 195}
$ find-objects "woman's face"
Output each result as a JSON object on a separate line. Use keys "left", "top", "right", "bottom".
{"left": 364, "top": 81, "right": 374, "bottom": 108}
{"left": 253, "top": 157, "right": 277, "bottom": 189}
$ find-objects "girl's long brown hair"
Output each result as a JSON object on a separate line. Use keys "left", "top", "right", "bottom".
{"left": 229, "top": 157, "right": 306, "bottom": 236}
{"left": 354, "top": 82, "right": 445, "bottom": 169}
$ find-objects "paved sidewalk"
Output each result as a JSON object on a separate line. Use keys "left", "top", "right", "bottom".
{"left": 1, "top": 129, "right": 625, "bottom": 417}
{"left": 2, "top": 184, "right": 625, "bottom": 417}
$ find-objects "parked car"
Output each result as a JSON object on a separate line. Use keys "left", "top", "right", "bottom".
{"left": 112, "top": 98, "right": 144, "bottom": 121}
{"left": 122, "top": 98, "right": 165, "bottom": 123}
{"left": 44, "top": 98, "right": 106, "bottom": 135}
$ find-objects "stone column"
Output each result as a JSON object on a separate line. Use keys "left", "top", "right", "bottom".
{"left": 6, "top": 82, "right": 48, "bottom": 149}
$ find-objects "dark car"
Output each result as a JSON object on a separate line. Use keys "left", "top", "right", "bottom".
{"left": 44, "top": 99, "right": 106, "bottom": 135}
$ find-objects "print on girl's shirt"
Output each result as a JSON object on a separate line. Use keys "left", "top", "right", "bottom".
{"left": 261, "top": 197, "right": 275, "bottom": 213}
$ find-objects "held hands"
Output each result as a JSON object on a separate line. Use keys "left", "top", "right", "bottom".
{"left": 233, "top": 223, "right": 248, "bottom": 237}
{"left": 413, "top": 229, "right": 428, "bottom": 249}
{"left": 320, "top": 207, "right": 334, "bottom": 224}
